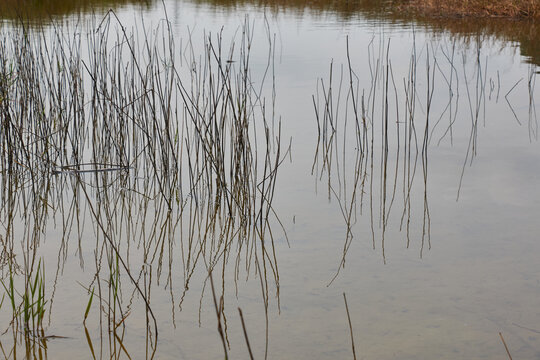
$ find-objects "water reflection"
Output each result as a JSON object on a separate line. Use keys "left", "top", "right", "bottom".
{"left": 0, "top": 1, "right": 538, "bottom": 359}
{"left": 191, "top": 0, "right": 540, "bottom": 66}
{"left": 2, "top": 0, "right": 538, "bottom": 67}
{"left": 191, "top": 0, "right": 390, "bottom": 18}
{"left": 312, "top": 35, "right": 537, "bottom": 267}
{"left": 0, "top": 0, "right": 152, "bottom": 19}
{"left": 0, "top": 14, "right": 284, "bottom": 358}
{"left": 412, "top": 17, "right": 540, "bottom": 67}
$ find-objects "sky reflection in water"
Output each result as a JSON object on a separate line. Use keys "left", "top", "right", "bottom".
{"left": 0, "top": 0, "right": 539, "bottom": 359}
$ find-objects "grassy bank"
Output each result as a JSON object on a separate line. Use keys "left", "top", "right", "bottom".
{"left": 397, "top": 0, "right": 540, "bottom": 19}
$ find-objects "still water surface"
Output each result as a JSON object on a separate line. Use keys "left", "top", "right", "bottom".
{"left": 0, "top": 0, "right": 539, "bottom": 359}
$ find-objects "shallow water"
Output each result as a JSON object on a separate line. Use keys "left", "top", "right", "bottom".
{"left": 0, "top": 1, "right": 539, "bottom": 359}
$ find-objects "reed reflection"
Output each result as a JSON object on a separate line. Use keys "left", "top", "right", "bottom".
{"left": 312, "top": 35, "right": 537, "bottom": 273}
{"left": 0, "top": 13, "right": 286, "bottom": 358}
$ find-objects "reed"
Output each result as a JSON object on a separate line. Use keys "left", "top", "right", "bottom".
{"left": 0, "top": 258, "right": 47, "bottom": 357}
{"left": 0, "top": 12, "right": 285, "bottom": 358}
{"left": 312, "top": 34, "right": 537, "bottom": 271}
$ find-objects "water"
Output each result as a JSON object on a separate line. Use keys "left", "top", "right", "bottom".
{"left": 0, "top": 1, "right": 539, "bottom": 359}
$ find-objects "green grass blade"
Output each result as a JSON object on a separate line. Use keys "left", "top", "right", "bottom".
{"left": 84, "top": 288, "right": 94, "bottom": 322}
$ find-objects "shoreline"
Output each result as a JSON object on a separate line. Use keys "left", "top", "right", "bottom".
{"left": 395, "top": 0, "right": 540, "bottom": 20}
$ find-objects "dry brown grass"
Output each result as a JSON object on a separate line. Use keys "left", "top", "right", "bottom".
{"left": 398, "top": 0, "right": 540, "bottom": 19}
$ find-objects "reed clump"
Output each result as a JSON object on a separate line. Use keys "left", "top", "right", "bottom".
{"left": 397, "top": 0, "right": 540, "bottom": 19}
{"left": 0, "top": 12, "right": 285, "bottom": 357}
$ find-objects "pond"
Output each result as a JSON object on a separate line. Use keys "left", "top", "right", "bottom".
{"left": 0, "top": 0, "right": 539, "bottom": 359}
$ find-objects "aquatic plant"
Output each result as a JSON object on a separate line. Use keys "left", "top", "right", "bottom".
{"left": 0, "top": 12, "right": 286, "bottom": 358}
